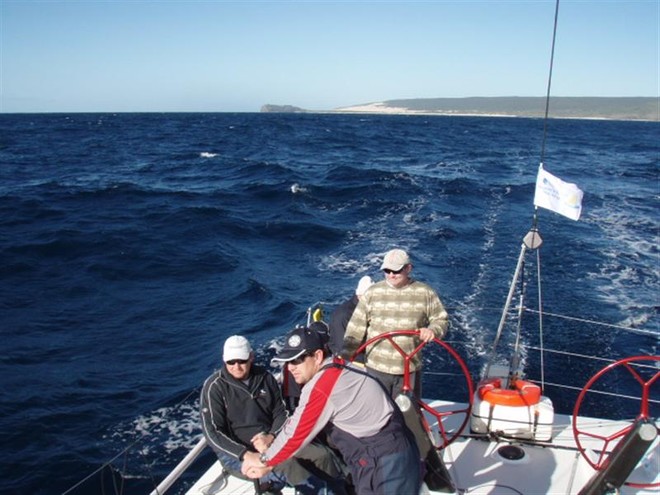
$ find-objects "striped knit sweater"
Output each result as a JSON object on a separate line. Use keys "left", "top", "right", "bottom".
{"left": 342, "top": 279, "right": 448, "bottom": 374}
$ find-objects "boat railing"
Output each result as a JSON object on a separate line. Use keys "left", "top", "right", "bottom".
{"left": 148, "top": 436, "right": 207, "bottom": 495}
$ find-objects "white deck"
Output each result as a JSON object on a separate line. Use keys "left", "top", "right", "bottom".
{"left": 185, "top": 399, "right": 659, "bottom": 495}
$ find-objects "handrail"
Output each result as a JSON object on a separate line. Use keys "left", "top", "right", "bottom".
{"left": 149, "top": 436, "right": 208, "bottom": 495}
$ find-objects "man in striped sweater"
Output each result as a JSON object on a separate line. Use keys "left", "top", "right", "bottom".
{"left": 341, "top": 248, "right": 449, "bottom": 398}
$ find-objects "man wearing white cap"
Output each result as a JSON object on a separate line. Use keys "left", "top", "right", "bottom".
{"left": 200, "top": 335, "right": 345, "bottom": 494}
{"left": 341, "top": 248, "right": 448, "bottom": 398}
{"left": 328, "top": 275, "right": 373, "bottom": 357}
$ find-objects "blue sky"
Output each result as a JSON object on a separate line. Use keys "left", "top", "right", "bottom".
{"left": 1, "top": 1, "right": 658, "bottom": 113}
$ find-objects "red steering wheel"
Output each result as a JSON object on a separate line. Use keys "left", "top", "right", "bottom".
{"left": 352, "top": 330, "right": 473, "bottom": 448}
{"left": 572, "top": 355, "right": 660, "bottom": 488}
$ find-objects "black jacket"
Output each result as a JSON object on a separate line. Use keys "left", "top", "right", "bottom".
{"left": 200, "top": 364, "right": 288, "bottom": 460}
{"left": 329, "top": 295, "right": 359, "bottom": 356}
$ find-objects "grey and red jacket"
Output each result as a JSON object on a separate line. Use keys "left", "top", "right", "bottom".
{"left": 200, "top": 365, "right": 289, "bottom": 461}
{"left": 263, "top": 357, "right": 413, "bottom": 468}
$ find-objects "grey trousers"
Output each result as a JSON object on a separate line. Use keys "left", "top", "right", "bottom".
{"left": 275, "top": 441, "right": 344, "bottom": 484}
{"left": 366, "top": 366, "right": 422, "bottom": 399}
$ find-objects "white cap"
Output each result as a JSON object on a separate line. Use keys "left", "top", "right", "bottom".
{"left": 380, "top": 249, "right": 410, "bottom": 271}
{"left": 223, "top": 335, "right": 252, "bottom": 362}
{"left": 355, "top": 275, "right": 374, "bottom": 295}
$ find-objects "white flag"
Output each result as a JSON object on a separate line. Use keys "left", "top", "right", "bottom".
{"left": 534, "top": 164, "right": 583, "bottom": 221}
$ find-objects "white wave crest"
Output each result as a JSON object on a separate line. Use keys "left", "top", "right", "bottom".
{"left": 107, "top": 400, "right": 201, "bottom": 456}
{"left": 291, "top": 183, "right": 308, "bottom": 193}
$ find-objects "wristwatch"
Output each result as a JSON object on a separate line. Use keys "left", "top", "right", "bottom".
{"left": 259, "top": 452, "right": 269, "bottom": 465}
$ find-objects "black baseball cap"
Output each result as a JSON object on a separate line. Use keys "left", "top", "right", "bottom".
{"left": 273, "top": 326, "right": 328, "bottom": 362}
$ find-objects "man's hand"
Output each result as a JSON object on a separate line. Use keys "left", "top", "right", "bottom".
{"left": 419, "top": 327, "right": 435, "bottom": 342}
{"left": 241, "top": 451, "right": 272, "bottom": 479}
{"left": 251, "top": 432, "right": 274, "bottom": 453}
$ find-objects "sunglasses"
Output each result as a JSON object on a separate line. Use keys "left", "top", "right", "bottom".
{"left": 383, "top": 266, "right": 405, "bottom": 274}
{"left": 288, "top": 353, "right": 312, "bottom": 366}
{"left": 226, "top": 359, "right": 248, "bottom": 366}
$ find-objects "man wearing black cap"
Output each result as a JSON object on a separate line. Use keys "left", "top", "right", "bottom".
{"left": 240, "top": 327, "right": 422, "bottom": 495}
{"left": 281, "top": 321, "right": 330, "bottom": 411}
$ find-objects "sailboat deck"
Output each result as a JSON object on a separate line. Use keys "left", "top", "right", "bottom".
{"left": 185, "top": 399, "right": 659, "bottom": 495}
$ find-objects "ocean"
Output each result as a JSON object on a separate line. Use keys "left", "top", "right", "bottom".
{"left": 0, "top": 112, "right": 657, "bottom": 494}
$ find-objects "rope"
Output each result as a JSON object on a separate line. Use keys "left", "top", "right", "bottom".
{"left": 535, "top": 249, "right": 546, "bottom": 391}
{"left": 529, "top": 0, "right": 559, "bottom": 380}
{"left": 62, "top": 386, "right": 201, "bottom": 495}
{"left": 62, "top": 449, "right": 131, "bottom": 495}
{"left": 525, "top": 345, "right": 660, "bottom": 372}
{"left": 484, "top": 0, "right": 560, "bottom": 378}
{"left": 523, "top": 308, "right": 659, "bottom": 337}
{"left": 539, "top": 0, "right": 561, "bottom": 166}
{"left": 539, "top": 380, "right": 660, "bottom": 405}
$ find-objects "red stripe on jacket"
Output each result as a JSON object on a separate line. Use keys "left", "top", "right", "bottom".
{"left": 268, "top": 364, "right": 342, "bottom": 466}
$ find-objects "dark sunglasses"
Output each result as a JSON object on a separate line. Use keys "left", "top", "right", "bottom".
{"left": 288, "top": 353, "right": 312, "bottom": 366}
{"left": 226, "top": 359, "right": 248, "bottom": 366}
{"left": 383, "top": 266, "right": 405, "bottom": 275}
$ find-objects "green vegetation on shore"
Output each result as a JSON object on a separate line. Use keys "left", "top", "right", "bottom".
{"left": 262, "top": 97, "right": 659, "bottom": 121}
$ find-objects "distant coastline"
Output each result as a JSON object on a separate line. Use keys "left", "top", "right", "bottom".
{"left": 262, "top": 97, "right": 659, "bottom": 122}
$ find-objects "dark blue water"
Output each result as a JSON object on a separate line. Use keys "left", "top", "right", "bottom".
{"left": 1, "top": 113, "right": 657, "bottom": 494}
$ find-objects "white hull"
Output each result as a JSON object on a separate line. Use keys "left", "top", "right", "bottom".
{"left": 184, "top": 399, "right": 659, "bottom": 495}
